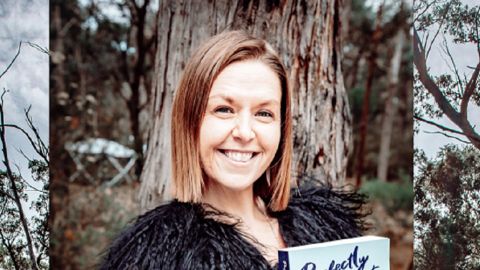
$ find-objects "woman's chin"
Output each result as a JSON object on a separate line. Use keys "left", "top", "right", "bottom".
{"left": 207, "top": 174, "right": 259, "bottom": 192}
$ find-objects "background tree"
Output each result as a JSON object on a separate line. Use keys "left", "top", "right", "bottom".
{"left": 343, "top": 0, "right": 412, "bottom": 185}
{"left": 343, "top": 2, "right": 413, "bottom": 268}
{"left": 0, "top": 42, "right": 49, "bottom": 269}
{"left": 414, "top": 1, "right": 480, "bottom": 268}
{"left": 50, "top": 0, "right": 157, "bottom": 176}
{"left": 50, "top": 0, "right": 157, "bottom": 266}
{"left": 414, "top": 0, "right": 480, "bottom": 149}
{"left": 415, "top": 145, "right": 480, "bottom": 269}
{"left": 0, "top": 102, "right": 49, "bottom": 270}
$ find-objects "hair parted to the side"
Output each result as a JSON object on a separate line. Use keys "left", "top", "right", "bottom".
{"left": 171, "top": 30, "right": 292, "bottom": 211}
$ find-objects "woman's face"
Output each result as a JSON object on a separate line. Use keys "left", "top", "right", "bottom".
{"left": 199, "top": 60, "right": 282, "bottom": 192}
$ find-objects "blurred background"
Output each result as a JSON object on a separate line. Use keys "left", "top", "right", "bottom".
{"left": 46, "top": 0, "right": 412, "bottom": 269}
{"left": 344, "top": 1, "right": 412, "bottom": 269}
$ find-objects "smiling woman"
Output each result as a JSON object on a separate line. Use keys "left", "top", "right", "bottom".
{"left": 100, "top": 31, "right": 366, "bottom": 270}
{"left": 170, "top": 32, "right": 292, "bottom": 213}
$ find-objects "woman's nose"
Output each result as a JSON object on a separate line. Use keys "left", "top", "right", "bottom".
{"left": 232, "top": 114, "right": 255, "bottom": 142}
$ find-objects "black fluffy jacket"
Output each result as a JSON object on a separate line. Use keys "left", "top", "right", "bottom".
{"left": 100, "top": 186, "right": 366, "bottom": 270}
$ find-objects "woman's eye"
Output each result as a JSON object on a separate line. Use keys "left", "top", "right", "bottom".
{"left": 256, "top": 111, "right": 273, "bottom": 118}
{"left": 214, "top": 106, "right": 234, "bottom": 114}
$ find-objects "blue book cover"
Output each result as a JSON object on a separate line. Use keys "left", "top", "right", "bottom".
{"left": 278, "top": 236, "right": 389, "bottom": 270}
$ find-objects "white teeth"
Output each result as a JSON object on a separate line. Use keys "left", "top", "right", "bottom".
{"left": 223, "top": 151, "right": 253, "bottom": 162}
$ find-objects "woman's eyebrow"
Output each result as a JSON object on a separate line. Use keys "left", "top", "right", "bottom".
{"left": 257, "top": 100, "right": 280, "bottom": 106}
{"left": 208, "top": 94, "right": 234, "bottom": 103}
{"left": 209, "top": 94, "right": 280, "bottom": 106}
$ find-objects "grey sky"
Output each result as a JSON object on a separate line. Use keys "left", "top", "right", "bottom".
{"left": 0, "top": 0, "right": 48, "bottom": 215}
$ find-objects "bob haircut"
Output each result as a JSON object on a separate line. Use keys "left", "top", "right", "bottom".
{"left": 171, "top": 30, "right": 292, "bottom": 211}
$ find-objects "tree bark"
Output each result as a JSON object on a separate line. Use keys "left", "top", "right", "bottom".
{"left": 140, "top": 0, "right": 352, "bottom": 209}
{"left": 377, "top": 30, "right": 404, "bottom": 182}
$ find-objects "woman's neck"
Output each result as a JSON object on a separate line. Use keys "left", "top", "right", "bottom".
{"left": 201, "top": 183, "right": 265, "bottom": 224}
{"left": 201, "top": 182, "right": 286, "bottom": 265}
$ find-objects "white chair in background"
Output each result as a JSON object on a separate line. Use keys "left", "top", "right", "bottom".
{"left": 65, "top": 138, "right": 137, "bottom": 187}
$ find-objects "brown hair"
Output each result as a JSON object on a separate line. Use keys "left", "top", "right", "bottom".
{"left": 171, "top": 30, "right": 292, "bottom": 211}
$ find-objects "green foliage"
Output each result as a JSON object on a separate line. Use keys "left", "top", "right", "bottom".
{"left": 348, "top": 86, "right": 382, "bottom": 122}
{"left": 359, "top": 178, "right": 413, "bottom": 214}
{"left": 415, "top": 145, "right": 480, "bottom": 269}
{"left": 28, "top": 160, "right": 48, "bottom": 182}
{"left": 416, "top": 0, "right": 479, "bottom": 45}
{"left": 0, "top": 157, "right": 49, "bottom": 269}
{"left": 348, "top": 87, "right": 365, "bottom": 120}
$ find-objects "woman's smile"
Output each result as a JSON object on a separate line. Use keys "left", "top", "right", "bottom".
{"left": 218, "top": 149, "right": 259, "bottom": 163}
{"left": 215, "top": 149, "right": 261, "bottom": 174}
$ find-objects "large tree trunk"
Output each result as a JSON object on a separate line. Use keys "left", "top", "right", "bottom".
{"left": 140, "top": 0, "right": 352, "bottom": 209}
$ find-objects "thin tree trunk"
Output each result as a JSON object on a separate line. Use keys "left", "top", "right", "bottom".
{"left": 377, "top": 31, "right": 404, "bottom": 182}
{"left": 74, "top": 46, "right": 88, "bottom": 134}
{"left": 355, "top": 5, "right": 383, "bottom": 187}
{"left": 140, "top": 0, "right": 352, "bottom": 209}
{"left": 0, "top": 105, "right": 38, "bottom": 270}
{"left": 125, "top": 0, "right": 153, "bottom": 178}
{"left": 49, "top": 4, "right": 70, "bottom": 268}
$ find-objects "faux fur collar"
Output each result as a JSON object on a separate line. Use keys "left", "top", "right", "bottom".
{"left": 100, "top": 186, "right": 366, "bottom": 270}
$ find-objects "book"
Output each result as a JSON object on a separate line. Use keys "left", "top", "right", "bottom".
{"left": 278, "top": 236, "right": 389, "bottom": 270}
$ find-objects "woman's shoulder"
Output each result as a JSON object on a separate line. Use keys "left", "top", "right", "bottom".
{"left": 99, "top": 200, "right": 200, "bottom": 269}
{"left": 100, "top": 200, "right": 271, "bottom": 269}
{"left": 277, "top": 184, "right": 367, "bottom": 244}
